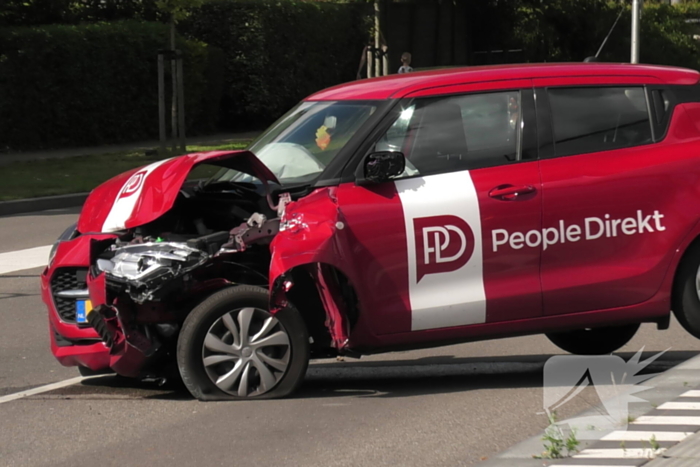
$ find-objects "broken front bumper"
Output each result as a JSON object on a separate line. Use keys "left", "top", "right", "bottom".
{"left": 42, "top": 237, "right": 110, "bottom": 371}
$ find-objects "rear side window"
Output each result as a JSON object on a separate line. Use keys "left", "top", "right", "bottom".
{"left": 548, "top": 87, "right": 652, "bottom": 157}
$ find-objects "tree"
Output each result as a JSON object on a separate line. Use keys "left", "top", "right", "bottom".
{"left": 154, "top": 0, "right": 206, "bottom": 152}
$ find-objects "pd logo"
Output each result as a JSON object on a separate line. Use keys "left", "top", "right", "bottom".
{"left": 414, "top": 215, "right": 474, "bottom": 282}
{"left": 118, "top": 171, "right": 147, "bottom": 199}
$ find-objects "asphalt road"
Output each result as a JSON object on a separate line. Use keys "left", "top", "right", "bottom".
{"left": 1, "top": 208, "right": 700, "bottom": 467}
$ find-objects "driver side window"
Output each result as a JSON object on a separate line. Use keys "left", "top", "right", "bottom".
{"left": 375, "top": 91, "right": 523, "bottom": 179}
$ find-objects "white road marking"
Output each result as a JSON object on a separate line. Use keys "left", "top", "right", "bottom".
{"left": 0, "top": 376, "right": 87, "bottom": 404}
{"left": 0, "top": 245, "right": 51, "bottom": 275}
{"left": 634, "top": 415, "right": 700, "bottom": 425}
{"left": 601, "top": 430, "right": 691, "bottom": 442}
{"left": 574, "top": 448, "right": 664, "bottom": 458}
{"left": 657, "top": 401, "right": 700, "bottom": 410}
{"left": 679, "top": 389, "right": 700, "bottom": 397}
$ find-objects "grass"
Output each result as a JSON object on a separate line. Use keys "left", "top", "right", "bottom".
{"left": 533, "top": 411, "right": 580, "bottom": 460}
{"left": 0, "top": 142, "right": 251, "bottom": 201}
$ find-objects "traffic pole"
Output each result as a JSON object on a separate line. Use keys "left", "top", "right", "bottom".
{"left": 631, "top": 0, "right": 640, "bottom": 64}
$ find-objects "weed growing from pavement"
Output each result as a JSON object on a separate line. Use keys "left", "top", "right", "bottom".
{"left": 649, "top": 434, "right": 660, "bottom": 451}
{"left": 533, "top": 411, "right": 581, "bottom": 459}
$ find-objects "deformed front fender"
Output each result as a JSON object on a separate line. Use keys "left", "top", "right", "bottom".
{"left": 269, "top": 187, "right": 357, "bottom": 351}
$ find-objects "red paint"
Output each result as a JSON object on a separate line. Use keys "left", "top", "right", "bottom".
{"left": 78, "top": 150, "right": 278, "bottom": 233}
{"left": 311, "top": 263, "right": 350, "bottom": 350}
{"left": 47, "top": 63, "right": 700, "bottom": 377}
{"left": 536, "top": 94, "right": 700, "bottom": 314}
{"left": 308, "top": 64, "right": 698, "bottom": 101}
{"left": 471, "top": 162, "right": 543, "bottom": 323}
{"left": 42, "top": 235, "right": 115, "bottom": 370}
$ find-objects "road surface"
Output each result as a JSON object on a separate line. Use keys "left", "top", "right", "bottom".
{"left": 1, "top": 208, "right": 698, "bottom": 467}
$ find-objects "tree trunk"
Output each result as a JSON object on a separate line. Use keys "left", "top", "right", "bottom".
{"left": 170, "top": 17, "right": 178, "bottom": 152}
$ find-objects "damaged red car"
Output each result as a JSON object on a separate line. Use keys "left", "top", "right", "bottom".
{"left": 42, "top": 63, "right": 700, "bottom": 400}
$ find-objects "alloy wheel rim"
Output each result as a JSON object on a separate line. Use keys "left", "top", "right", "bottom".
{"left": 695, "top": 266, "right": 700, "bottom": 303}
{"left": 202, "top": 307, "right": 291, "bottom": 397}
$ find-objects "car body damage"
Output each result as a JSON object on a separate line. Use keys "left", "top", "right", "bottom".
{"left": 84, "top": 174, "right": 361, "bottom": 376}
{"left": 52, "top": 150, "right": 289, "bottom": 379}
{"left": 44, "top": 64, "right": 700, "bottom": 400}
{"left": 269, "top": 187, "right": 356, "bottom": 352}
{"left": 77, "top": 150, "right": 279, "bottom": 234}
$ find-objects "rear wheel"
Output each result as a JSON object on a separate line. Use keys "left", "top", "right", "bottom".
{"left": 672, "top": 243, "right": 700, "bottom": 339}
{"left": 546, "top": 324, "right": 640, "bottom": 355}
{"left": 177, "top": 285, "right": 309, "bottom": 401}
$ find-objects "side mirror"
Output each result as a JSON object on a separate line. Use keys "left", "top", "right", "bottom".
{"left": 358, "top": 151, "right": 406, "bottom": 185}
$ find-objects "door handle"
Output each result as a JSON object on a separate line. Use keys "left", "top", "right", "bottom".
{"left": 488, "top": 184, "right": 536, "bottom": 201}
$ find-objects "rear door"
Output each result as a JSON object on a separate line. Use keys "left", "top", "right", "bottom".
{"left": 337, "top": 79, "right": 544, "bottom": 338}
{"left": 533, "top": 76, "right": 675, "bottom": 315}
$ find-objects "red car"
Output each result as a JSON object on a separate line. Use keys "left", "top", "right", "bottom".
{"left": 42, "top": 63, "right": 700, "bottom": 400}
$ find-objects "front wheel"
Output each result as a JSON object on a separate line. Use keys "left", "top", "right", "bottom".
{"left": 546, "top": 324, "right": 640, "bottom": 355}
{"left": 177, "top": 285, "right": 309, "bottom": 401}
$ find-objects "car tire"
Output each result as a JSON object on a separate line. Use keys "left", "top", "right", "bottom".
{"left": 545, "top": 324, "right": 640, "bottom": 355}
{"left": 177, "top": 285, "right": 309, "bottom": 401}
{"left": 672, "top": 243, "right": 700, "bottom": 339}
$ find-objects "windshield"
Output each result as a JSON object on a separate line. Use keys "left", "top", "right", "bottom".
{"left": 211, "top": 100, "right": 380, "bottom": 186}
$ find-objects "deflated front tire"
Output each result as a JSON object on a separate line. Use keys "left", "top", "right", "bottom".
{"left": 177, "top": 285, "right": 309, "bottom": 401}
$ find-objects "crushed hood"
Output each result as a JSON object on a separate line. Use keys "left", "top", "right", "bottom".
{"left": 77, "top": 150, "right": 279, "bottom": 233}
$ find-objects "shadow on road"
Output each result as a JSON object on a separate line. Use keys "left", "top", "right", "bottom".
{"left": 55, "top": 350, "right": 699, "bottom": 402}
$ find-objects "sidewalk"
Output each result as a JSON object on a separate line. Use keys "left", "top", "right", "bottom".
{"left": 0, "top": 131, "right": 261, "bottom": 166}
{"left": 480, "top": 353, "right": 700, "bottom": 467}
{"left": 647, "top": 430, "right": 700, "bottom": 466}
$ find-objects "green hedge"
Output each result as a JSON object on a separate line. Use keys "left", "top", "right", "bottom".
{"left": 0, "top": 20, "right": 222, "bottom": 151}
{"left": 182, "top": 0, "right": 370, "bottom": 129}
{"left": 508, "top": 0, "right": 700, "bottom": 68}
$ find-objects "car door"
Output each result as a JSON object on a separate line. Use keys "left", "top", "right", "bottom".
{"left": 533, "top": 76, "right": 678, "bottom": 315}
{"left": 335, "top": 80, "right": 544, "bottom": 339}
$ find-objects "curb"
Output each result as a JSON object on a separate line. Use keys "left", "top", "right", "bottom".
{"left": 479, "top": 352, "right": 700, "bottom": 467}
{"left": 0, "top": 193, "right": 88, "bottom": 217}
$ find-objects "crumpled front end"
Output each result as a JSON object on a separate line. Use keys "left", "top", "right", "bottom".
{"left": 54, "top": 150, "right": 282, "bottom": 379}
{"left": 85, "top": 213, "right": 280, "bottom": 379}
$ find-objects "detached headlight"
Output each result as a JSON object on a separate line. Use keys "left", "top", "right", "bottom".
{"left": 48, "top": 223, "right": 79, "bottom": 267}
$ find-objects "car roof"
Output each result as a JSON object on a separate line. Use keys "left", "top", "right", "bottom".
{"left": 307, "top": 63, "right": 700, "bottom": 101}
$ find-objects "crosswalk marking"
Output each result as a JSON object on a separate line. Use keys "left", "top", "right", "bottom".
{"left": 657, "top": 401, "right": 700, "bottom": 410}
{"left": 601, "top": 430, "right": 691, "bottom": 442}
{"left": 0, "top": 245, "right": 51, "bottom": 275}
{"left": 574, "top": 447, "right": 664, "bottom": 458}
{"left": 633, "top": 415, "right": 700, "bottom": 425}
